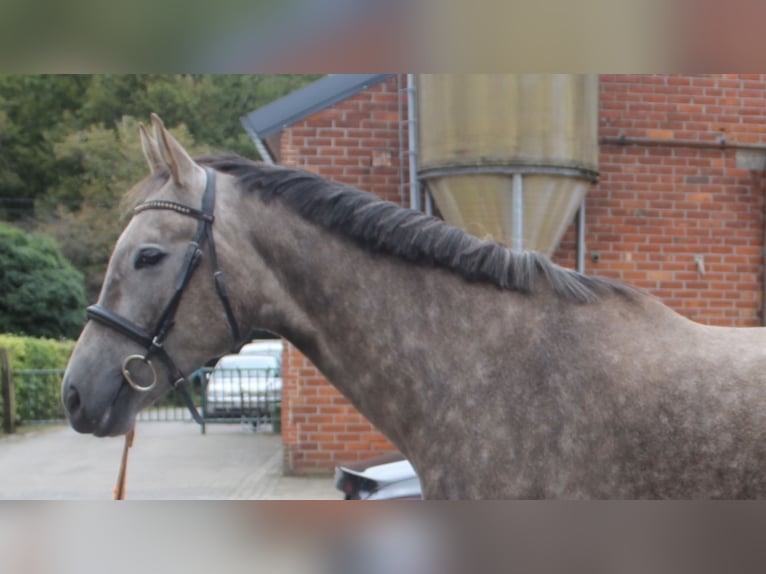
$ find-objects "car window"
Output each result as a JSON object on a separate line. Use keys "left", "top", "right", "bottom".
{"left": 216, "top": 355, "right": 280, "bottom": 373}
{"left": 239, "top": 342, "right": 282, "bottom": 356}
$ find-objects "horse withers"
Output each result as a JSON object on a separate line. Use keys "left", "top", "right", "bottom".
{"left": 62, "top": 114, "right": 766, "bottom": 498}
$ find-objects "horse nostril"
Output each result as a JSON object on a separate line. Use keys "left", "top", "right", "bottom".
{"left": 64, "top": 383, "right": 82, "bottom": 415}
{"left": 62, "top": 380, "right": 99, "bottom": 434}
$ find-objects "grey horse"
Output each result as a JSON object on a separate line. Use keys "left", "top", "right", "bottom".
{"left": 62, "top": 115, "right": 766, "bottom": 498}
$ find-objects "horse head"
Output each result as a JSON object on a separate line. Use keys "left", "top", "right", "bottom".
{"left": 62, "top": 115, "right": 243, "bottom": 436}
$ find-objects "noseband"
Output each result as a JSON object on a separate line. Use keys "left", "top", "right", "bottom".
{"left": 86, "top": 167, "right": 241, "bottom": 425}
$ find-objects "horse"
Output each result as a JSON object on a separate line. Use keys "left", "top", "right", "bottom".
{"left": 62, "top": 114, "right": 766, "bottom": 499}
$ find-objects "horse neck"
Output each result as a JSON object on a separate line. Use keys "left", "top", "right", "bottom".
{"left": 236, "top": 195, "right": 539, "bottom": 451}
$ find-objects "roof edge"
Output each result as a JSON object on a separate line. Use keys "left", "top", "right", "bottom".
{"left": 241, "top": 74, "right": 395, "bottom": 140}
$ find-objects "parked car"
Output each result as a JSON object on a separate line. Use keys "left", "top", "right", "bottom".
{"left": 335, "top": 452, "right": 422, "bottom": 500}
{"left": 239, "top": 339, "right": 283, "bottom": 360}
{"left": 204, "top": 354, "right": 282, "bottom": 419}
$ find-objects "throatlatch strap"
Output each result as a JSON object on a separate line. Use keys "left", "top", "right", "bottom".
{"left": 207, "top": 238, "right": 241, "bottom": 344}
{"left": 199, "top": 168, "right": 241, "bottom": 344}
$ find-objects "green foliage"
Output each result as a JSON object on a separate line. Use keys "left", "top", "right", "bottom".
{"left": 184, "top": 75, "right": 321, "bottom": 157}
{"left": 0, "top": 75, "right": 91, "bottom": 220}
{"left": 0, "top": 74, "right": 319, "bottom": 300}
{"left": 0, "top": 334, "right": 74, "bottom": 370}
{"left": 0, "top": 223, "right": 86, "bottom": 339}
{"left": 38, "top": 117, "right": 208, "bottom": 300}
{"left": 0, "top": 334, "right": 74, "bottom": 423}
{"left": 0, "top": 74, "right": 318, "bottom": 218}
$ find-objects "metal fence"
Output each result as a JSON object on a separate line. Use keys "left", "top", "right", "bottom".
{"left": 0, "top": 367, "right": 282, "bottom": 433}
{"left": 9, "top": 369, "right": 66, "bottom": 423}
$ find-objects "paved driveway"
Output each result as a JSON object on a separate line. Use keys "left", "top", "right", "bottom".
{"left": 0, "top": 422, "right": 337, "bottom": 500}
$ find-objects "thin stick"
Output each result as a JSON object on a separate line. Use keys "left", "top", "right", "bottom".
{"left": 113, "top": 427, "right": 135, "bottom": 500}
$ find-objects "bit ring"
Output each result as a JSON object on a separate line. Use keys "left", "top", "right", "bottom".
{"left": 121, "top": 354, "right": 157, "bottom": 392}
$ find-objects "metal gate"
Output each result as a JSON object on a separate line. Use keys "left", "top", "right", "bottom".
{"left": 1, "top": 367, "right": 282, "bottom": 433}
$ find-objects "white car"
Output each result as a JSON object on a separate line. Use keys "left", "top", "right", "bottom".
{"left": 239, "top": 339, "right": 283, "bottom": 359}
{"left": 204, "top": 354, "right": 282, "bottom": 418}
{"left": 335, "top": 453, "right": 422, "bottom": 500}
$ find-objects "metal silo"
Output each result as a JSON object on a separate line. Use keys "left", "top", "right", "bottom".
{"left": 417, "top": 74, "right": 598, "bottom": 256}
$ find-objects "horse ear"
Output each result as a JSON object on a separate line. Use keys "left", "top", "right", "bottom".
{"left": 150, "top": 113, "right": 204, "bottom": 189}
{"left": 139, "top": 122, "right": 164, "bottom": 174}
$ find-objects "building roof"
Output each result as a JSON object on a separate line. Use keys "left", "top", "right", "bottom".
{"left": 241, "top": 74, "right": 394, "bottom": 139}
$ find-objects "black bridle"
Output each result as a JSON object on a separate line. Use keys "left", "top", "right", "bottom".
{"left": 86, "top": 167, "right": 241, "bottom": 425}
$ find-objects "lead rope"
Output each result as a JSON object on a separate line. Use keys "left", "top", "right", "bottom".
{"left": 113, "top": 427, "right": 135, "bottom": 500}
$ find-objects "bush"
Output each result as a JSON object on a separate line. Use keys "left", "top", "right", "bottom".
{"left": 0, "top": 223, "right": 87, "bottom": 339}
{"left": 0, "top": 334, "right": 75, "bottom": 425}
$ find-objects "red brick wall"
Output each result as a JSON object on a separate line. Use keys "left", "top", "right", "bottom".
{"left": 280, "top": 77, "right": 405, "bottom": 204}
{"left": 280, "top": 74, "right": 766, "bottom": 475}
{"left": 555, "top": 74, "right": 766, "bottom": 327}
{"left": 279, "top": 77, "right": 404, "bottom": 474}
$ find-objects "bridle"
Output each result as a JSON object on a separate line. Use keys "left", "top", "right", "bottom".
{"left": 86, "top": 167, "right": 241, "bottom": 425}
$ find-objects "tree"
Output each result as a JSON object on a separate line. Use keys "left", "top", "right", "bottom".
{"left": 37, "top": 116, "right": 207, "bottom": 301}
{"left": 0, "top": 74, "right": 320, "bottom": 299}
{"left": 0, "top": 74, "right": 318, "bottom": 220}
{"left": 0, "top": 222, "right": 86, "bottom": 339}
{"left": 0, "top": 75, "right": 90, "bottom": 220}
{"left": 183, "top": 75, "right": 320, "bottom": 156}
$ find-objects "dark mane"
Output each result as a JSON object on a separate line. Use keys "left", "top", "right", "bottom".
{"left": 199, "top": 154, "right": 634, "bottom": 304}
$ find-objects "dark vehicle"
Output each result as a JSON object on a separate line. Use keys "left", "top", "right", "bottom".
{"left": 335, "top": 453, "right": 422, "bottom": 500}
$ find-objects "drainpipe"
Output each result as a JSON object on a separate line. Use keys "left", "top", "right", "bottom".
{"left": 241, "top": 118, "right": 275, "bottom": 165}
{"left": 762, "top": 178, "right": 766, "bottom": 326}
{"left": 511, "top": 173, "right": 523, "bottom": 251}
{"left": 407, "top": 73, "right": 421, "bottom": 211}
{"left": 576, "top": 200, "right": 586, "bottom": 274}
{"left": 397, "top": 74, "right": 408, "bottom": 207}
{"left": 424, "top": 188, "right": 433, "bottom": 216}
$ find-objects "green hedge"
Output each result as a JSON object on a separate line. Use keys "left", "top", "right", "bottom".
{"left": 0, "top": 223, "right": 87, "bottom": 339}
{"left": 0, "top": 334, "right": 75, "bottom": 425}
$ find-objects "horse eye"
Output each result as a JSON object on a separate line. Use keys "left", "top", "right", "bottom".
{"left": 134, "top": 247, "right": 167, "bottom": 269}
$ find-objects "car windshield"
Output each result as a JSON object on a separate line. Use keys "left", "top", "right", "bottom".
{"left": 216, "top": 355, "right": 279, "bottom": 372}
{"left": 240, "top": 342, "right": 282, "bottom": 355}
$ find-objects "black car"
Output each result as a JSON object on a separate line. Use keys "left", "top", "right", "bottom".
{"left": 335, "top": 452, "right": 422, "bottom": 500}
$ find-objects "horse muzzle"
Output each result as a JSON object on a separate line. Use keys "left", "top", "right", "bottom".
{"left": 62, "top": 371, "right": 137, "bottom": 436}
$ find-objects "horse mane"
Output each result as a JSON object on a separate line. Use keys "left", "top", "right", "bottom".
{"left": 193, "top": 154, "right": 633, "bottom": 304}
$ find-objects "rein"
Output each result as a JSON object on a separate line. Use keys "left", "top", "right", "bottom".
{"left": 113, "top": 427, "right": 135, "bottom": 500}
{"left": 86, "top": 167, "right": 241, "bottom": 426}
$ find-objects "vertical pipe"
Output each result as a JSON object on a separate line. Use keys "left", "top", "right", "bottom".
{"left": 424, "top": 188, "right": 434, "bottom": 216}
{"left": 407, "top": 73, "right": 421, "bottom": 211}
{"left": 252, "top": 134, "right": 275, "bottom": 165}
{"left": 241, "top": 119, "right": 275, "bottom": 165}
{"left": 576, "top": 200, "right": 586, "bottom": 273}
{"left": 512, "top": 173, "right": 523, "bottom": 251}
{"left": 761, "top": 177, "right": 766, "bottom": 326}
{"left": 396, "top": 74, "right": 408, "bottom": 207}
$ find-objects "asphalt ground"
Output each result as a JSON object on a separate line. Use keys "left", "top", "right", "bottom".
{"left": 0, "top": 422, "right": 338, "bottom": 500}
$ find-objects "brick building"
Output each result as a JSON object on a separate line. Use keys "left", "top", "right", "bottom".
{"left": 247, "top": 74, "right": 766, "bottom": 475}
